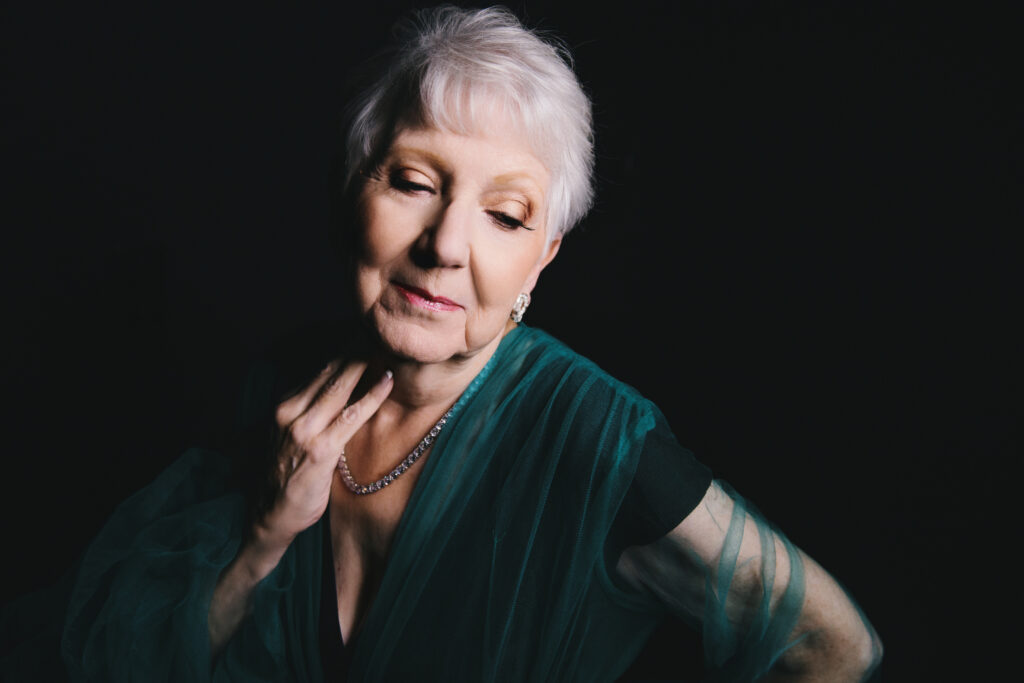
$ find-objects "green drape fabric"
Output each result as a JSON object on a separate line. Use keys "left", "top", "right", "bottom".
{"left": 2, "top": 325, "right": 808, "bottom": 682}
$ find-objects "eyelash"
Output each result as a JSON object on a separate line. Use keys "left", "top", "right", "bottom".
{"left": 487, "top": 211, "right": 534, "bottom": 231}
{"left": 388, "top": 174, "right": 535, "bottom": 232}
{"left": 390, "top": 176, "right": 433, "bottom": 194}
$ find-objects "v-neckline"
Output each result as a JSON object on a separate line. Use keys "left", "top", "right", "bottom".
{"left": 319, "top": 326, "right": 524, "bottom": 670}
{"left": 318, "top": 516, "right": 355, "bottom": 678}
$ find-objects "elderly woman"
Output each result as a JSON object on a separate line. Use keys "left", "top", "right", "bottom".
{"left": 10, "top": 6, "right": 881, "bottom": 682}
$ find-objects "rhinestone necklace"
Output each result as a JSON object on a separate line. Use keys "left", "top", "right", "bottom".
{"left": 337, "top": 407, "right": 454, "bottom": 495}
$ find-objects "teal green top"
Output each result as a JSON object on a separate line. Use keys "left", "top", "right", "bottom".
{"left": 2, "top": 325, "right": 811, "bottom": 681}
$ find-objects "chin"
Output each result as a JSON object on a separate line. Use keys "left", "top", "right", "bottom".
{"left": 368, "top": 314, "right": 467, "bottom": 364}
{"left": 367, "top": 309, "right": 507, "bottom": 365}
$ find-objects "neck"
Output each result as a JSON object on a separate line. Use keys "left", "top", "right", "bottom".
{"left": 355, "top": 320, "right": 517, "bottom": 418}
{"left": 336, "top": 321, "right": 517, "bottom": 477}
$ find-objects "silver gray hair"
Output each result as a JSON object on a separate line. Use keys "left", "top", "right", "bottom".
{"left": 341, "top": 5, "right": 595, "bottom": 238}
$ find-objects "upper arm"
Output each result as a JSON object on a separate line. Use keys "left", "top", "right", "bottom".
{"left": 614, "top": 481, "right": 882, "bottom": 681}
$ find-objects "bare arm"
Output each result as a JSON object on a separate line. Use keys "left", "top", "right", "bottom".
{"left": 759, "top": 553, "right": 881, "bottom": 681}
{"left": 615, "top": 482, "right": 882, "bottom": 681}
{"left": 208, "top": 361, "right": 393, "bottom": 658}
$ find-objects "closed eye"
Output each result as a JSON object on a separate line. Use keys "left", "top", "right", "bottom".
{"left": 390, "top": 173, "right": 435, "bottom": 195}
{"left": 487, "top": 211, "right": 535, "bottom": 231}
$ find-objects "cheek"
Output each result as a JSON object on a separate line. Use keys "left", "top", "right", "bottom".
{"left": 359, "top": 204, "right": 410, "bottom": 265}
{"left": 354, "top": 264, "right": 381, "bottom": 313}
{"left": 471, "top": 238, "right": 543, "bottom": 312}
{"left": 353, "top": 205, "right": 406, "bottom": 309}
{"left": 355, "top": 201, "right": 420, "bottom": 279}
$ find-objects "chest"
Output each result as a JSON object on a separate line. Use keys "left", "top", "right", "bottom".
{"left": 326, "top": 462, "right": 423, "bottom": 641}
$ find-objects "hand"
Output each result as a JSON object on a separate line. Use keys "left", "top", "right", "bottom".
{"left": 257, "top": 360, "right": 393, "bottom": 548}
{"left": 210, "top": 360, "right": 392, "bottom": 656}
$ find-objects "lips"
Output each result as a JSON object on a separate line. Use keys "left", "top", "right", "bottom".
{"left": 392, "top": 281, "right": 463, "bottom": 312}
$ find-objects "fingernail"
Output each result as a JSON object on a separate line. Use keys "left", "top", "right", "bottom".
{"left": 383, "top": 369, "right": 394, "bottom": 382}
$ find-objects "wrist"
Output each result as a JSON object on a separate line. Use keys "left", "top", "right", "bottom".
{"left": 237, "top": 522, "right": 293, "bottom": 584}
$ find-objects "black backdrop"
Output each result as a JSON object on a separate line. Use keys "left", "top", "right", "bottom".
{"left": 2, "top": 1, "right": 1018, "bottom": 680}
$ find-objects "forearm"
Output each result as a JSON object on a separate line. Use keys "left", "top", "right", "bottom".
{"left": 207, "top": 525, "right": 292, "bottom": 658}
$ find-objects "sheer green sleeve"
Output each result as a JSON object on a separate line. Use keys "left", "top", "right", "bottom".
{"left": 615, "top": 479, "right": 881, "bottom": 681}
{"left": 614, "top": 480, "right": 806, "bottom": 679}
{"left": 59, "top": 449, "right": 242, "bottom": 681}
{"left": 56, "top": 448, "right": 326, "bottom": 682}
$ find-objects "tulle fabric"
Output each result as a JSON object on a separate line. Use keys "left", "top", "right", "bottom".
{"left": 614, "top": 481, "right": 808, "bottom": 681}
{"left": 2, "top": 325, "right": 810, "bottom": 682}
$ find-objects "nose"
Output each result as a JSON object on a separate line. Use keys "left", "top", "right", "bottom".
{"left": 412, "top": 199, "right": 471, "bottom": 269}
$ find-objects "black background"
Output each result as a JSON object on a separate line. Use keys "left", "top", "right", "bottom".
{"left": 2, "top": 1, "right": 1018, "bottom": 680}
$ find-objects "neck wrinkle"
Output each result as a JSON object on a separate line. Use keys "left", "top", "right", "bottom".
{"left": 372, "top": 319, "right": 513, "bottom": 415}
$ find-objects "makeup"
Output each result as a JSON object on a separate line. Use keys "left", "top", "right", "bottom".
{"left": 392, "top": 282, "right": 462, "bottom": 312}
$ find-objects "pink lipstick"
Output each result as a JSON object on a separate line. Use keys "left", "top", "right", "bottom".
{"left": 393, "top": 282, "right": 462, "bottom": 312}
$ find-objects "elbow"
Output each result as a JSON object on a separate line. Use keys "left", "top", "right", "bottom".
{"left": 839, "top": 618, "right": 886, "bottom": 680}
{"left": 772, "top": 617, "right": 882, "bottom": 681}
{"left": 858, "top": 621, "right": 883, "bottom": 680}
{"left": 831, "top": 615, "right": 884, "bottom": 680}
{"left": 843, "top": 602, "right": 883, "bottom": 680}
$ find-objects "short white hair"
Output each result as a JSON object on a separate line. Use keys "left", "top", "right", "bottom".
{"left": 341, "top": 5, "right": 594, "bottom": 238}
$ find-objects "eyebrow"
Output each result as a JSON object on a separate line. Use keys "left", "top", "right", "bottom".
{"left": 387, "top": 146, "right": 451, "bottom": 172}
{"left": 492, "top": 173, "right": 544, "bottom": 191}
{"left": 489, "top": 173, "right": 547, "bottom": 210}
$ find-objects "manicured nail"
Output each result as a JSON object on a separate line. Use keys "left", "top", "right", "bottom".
{"left": 383, "top": 370, "right": 393, "bottom": 382}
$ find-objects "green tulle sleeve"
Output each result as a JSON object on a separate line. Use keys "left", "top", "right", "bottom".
{"left": 58, "top": 449, "right": 242, "bottom": 681}
{"left": 612, "top": 477, "right": 884, "bottom": 682}
{"left": 54, "top": 448, "right": 326, "bottom": 682}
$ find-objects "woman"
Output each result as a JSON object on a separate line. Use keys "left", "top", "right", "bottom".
{"left": 5, "top": 6, "right": 881, "bottom": 682}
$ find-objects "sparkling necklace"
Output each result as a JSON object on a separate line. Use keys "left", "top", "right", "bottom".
{"left": 337, "top": 407, "right": 454, "bottom": 495}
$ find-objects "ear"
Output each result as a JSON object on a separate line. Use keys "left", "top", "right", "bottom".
{"left": 523, "top": 236, "right": 562, "bottom": 294}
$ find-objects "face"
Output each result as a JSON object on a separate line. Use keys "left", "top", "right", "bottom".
{"left": 352, "top": 124, "right": 561, "bottom": 364}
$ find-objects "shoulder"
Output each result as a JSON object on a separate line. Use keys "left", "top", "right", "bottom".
{"left": 495, "top": 325, "right": 661, "bottom": 441}
{"left": 508, "top": 325, "right": 651, "bottom": 395}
